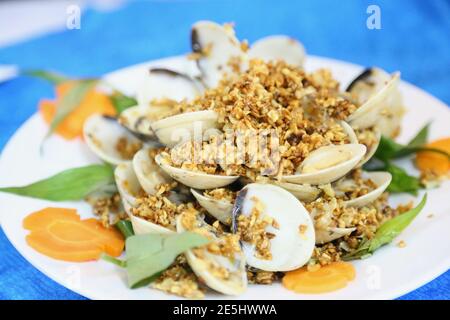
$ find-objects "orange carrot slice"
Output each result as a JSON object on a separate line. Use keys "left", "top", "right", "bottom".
{"left": 23, "top": 207, "right": 124, "bottom": 262}
{"left": 39, "top": 81, "right": 116, "bottom": 140}
{"left": 416, "top": 138, "right": 450, "bottom": 175}
{"left": 23, "top": 207, "right": 80, "bottom": 230}
{"left": 282, "top": 262, "right": 356, "bottom": 294}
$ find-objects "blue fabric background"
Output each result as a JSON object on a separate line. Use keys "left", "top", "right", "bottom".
{"left": 0, "top": 0, "right": 449, "bottom": 300}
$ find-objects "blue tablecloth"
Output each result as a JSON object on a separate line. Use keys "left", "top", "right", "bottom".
{"left": 0, "top": 0, "right": 449, "bottom": 300}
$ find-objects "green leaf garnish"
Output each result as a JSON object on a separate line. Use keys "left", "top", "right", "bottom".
{"left": 22, "top": 69, "right": 70, "bottom": 85}
{"left": 343, "top": 193, "right": 427, "bottom": 261}
{"left": 109, "top": 91, "right": 137, "bottom": 114}
{"left": 44, "top": 79, "right": 98, "bottom": 140}
{"left": 375, "top": 123, "right": 450, "bottom": 162}
{"left": 102, "top": 232, "right": 209, "bottom": 288}
{"left": 384, "top": 162, "right": 422, "bottom": 195}
{"left": 115, "top": 220, "right": 134, "bottom": 239}
{"left": 0, "top": 164, "right": 114, "bottom": 201}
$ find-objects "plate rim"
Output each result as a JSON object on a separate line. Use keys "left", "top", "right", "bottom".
{"left": 1, "top": 54, "right": 449, "bottom": 300}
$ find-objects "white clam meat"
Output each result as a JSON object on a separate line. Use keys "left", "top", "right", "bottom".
{"left": 176, "top": 214, "right": 247, "bottom": 295}
{"left": 83, "top": 114, "right": 142, "bottom": 165}
{"left": 154, "top": 153, "right": 239, "bottom": 189}
{"left": 151, "top": 110, "right": 220, "bottom": 147}
{"left": 191, "top": 21, "right": 246, "bottom": 88}
{"left": 232, "top": 183, "right": 315, "bottom": 272}
{"left": 281, "top": 143, "right": 367, "bottom": 185}
{"left": 190, "top": 189, "right": 233, "bottom": 224}
{"left": 249, "top": 35, "right": 305, "bottom": 67}
{"left": 114, "top": 162, "right": 174, "bottom": 235}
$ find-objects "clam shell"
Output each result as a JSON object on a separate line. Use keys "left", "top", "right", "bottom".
{"left": 154, "top": 153, "right": 239, "bottom": 189}
{"left": 255, "top": 177, "right": 320, "bottom": 202}
{"left": 176, "top": 215, "right": 247, "bottom": 295}
{"left": 232, "top": 183, "right": 315, "bottom": 272}
{"left": 83, "top": 114, "right": 142, "bottom": 165}
{"left": 249, "top": 35, "right": 305, "bottom": 66}
{"left": 342, "top": 171, "right": 392, "bottom": 207}
{"left": 151, "top": 110, "right": 220, "bottom": 147}
{"left": 356, "top": 128, "right": 381, "bottom": 167}
{"left": 137, "top": 68, "right": 202, "bottom": 107}
{"left": 190, "top": 189, "right": 233, "bottom": 224}
{"left": 315, "top": 227, "right": 356, "bottom": 244}
{"left": 191, "top": 20, "right": 246, "bottom": 88}
{"left": 347, "top": 70, "right": 400, "bottom": 130}
{"left": 132, "top": 148, "right": 173, "bottom": 195}
{"left": 114, "top": 162, "right": 174, "bottom": 235}
{"left": 281, "top": 144, "right": 367, "bottom": 185}
{"left": 119, "top": 105, "right": 174, "bottom": 140}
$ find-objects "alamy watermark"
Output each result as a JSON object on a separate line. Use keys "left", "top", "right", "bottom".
{"left": 367, "top": 5, "right": 381, "bottom": 30}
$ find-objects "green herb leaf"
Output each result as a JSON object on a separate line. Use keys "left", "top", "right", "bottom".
{"left": 374, "top": 123, "right": 450, "bottom": 161}
{"left": 102, "top": 232, "right": 209, "bottom": 288}
{"left": 44, "top": 79, "right": 98, "bottom": 140}
{"left": 115, "top": 220, "right": 134, "bottom": 239}
{"left": 0, "top": 164, "right": 115, "bottom": 201}
{"left": 343, "top": 193, "right": 427, "bottom": 260}
{"left": 22, "top": 69, "right": 70, "bottom": 85}
{"left": 109, "top": 91, "right": 137, "bottom": 114}
{"left": 407, "top": 122, "right": 430, "bottom": 148}
{"left": 384, "top": 162, "right": 422, "bottom": 195}
{"left": 101, "top": 254, "right": 127, "bottom": 268}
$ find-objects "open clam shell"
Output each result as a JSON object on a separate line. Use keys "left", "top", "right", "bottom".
{"left": 132, "top": 148, "right": 173, "bottom": 195}
{"left": 151, "top": 110, "right": 220, "bottom": 147}
{"left": 83, "top": 114, "right": 143, "bottom": 165}
{"left": 190, "top": 189, "right": 233, "bottom": 224}
{"left": 346, "top": 69, "right": 400, "bottom": 130}
{"left": 254, "top": 177, "right": 320, "bottom": 202}
{"left": 154, "top": 153, "right": 239, "bottom": 189}
{"left": 281, "top": 144, "right": 367, "bottom": 185}
{"left": 114, "top": 162, "right": 174, "bottom": 235}
{"left": 191, "top": 20, "right": 246, "bottom": 88}
{"left": 137, "top": 68, "right": 202, "bottom": 107}
{"left": 335, "top": 171, "right": 392, "bottom": 208}
{"left": 232, "top": 183, "right": 315, "bottom": 272}
{"left": 315, "top": 227, "right": 356, "bottom": 244}
{"left": 176, "top": 214, "right": 247, "bottom": 295}
{"left": 249, "top": 35, "right": 305, "bottom": 67}
{"left": 356, "top": 127, "right": 381, "bottom": 167}
{"left": 119, "top": 104, "right": 174, "bottom": 140}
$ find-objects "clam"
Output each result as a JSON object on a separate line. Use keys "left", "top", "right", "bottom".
{"left": 114, "top": 162, "right": 174, "bottom": 235}
{"left": 191, "top": 21, "right": 246, "bottom": 88}
{"left": 254, "top": 177, "right": 320, "bottom": 202}
{"left": 346, "top": 68, "right": 401, "bottom": 130}
{"left": 248, "top": 35, "right": 305, "bottom": 67}
{"left": 356, "top": 127, "right": 381, "bottom": 167}
{"left": 118, "top": 104, "right": 174, "bottom": 140}
{"left": 334, "top": 171, "right": 392, "bottom": 208}
{"left": 83, "top": 114, "right": 143, "bottom": 165}
{"left": 154, "top": 153, "right": 239, "bottom": 189}
{"left": 315, "top": 227, "right": 356, "bottom": 244}
{"left": 176, "top": 213, "right": 247, "bottom": 295}
{"left": 137, "top": 68, "right": 202, "bottom": 107}
{"left": 340, "top": 120, "right": 358, "bottom": 144}
{"left": 190, "top": 189, "right": 233, "bottom": 224}
{"left": 281, "top": 144, "right": 367, "bottom": 185}
{"left": 151, "top": 110, "right": 220, "bottom": 147}
{"left": 132, "top": 148, "right": 173, "bottom": 195}
{"left": 308, "top": 198, "right": 356, "bottom": 244}
{"left": 232, "top": 183, "right": 315, "bottom": 272}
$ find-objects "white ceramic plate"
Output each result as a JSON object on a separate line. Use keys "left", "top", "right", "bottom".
{"left": 0, "top": 55, "right": 449, "bottom": 300}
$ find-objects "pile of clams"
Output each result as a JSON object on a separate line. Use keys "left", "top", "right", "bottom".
{"left": 83, "top": 21, "right": 402, "bottom": 296}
